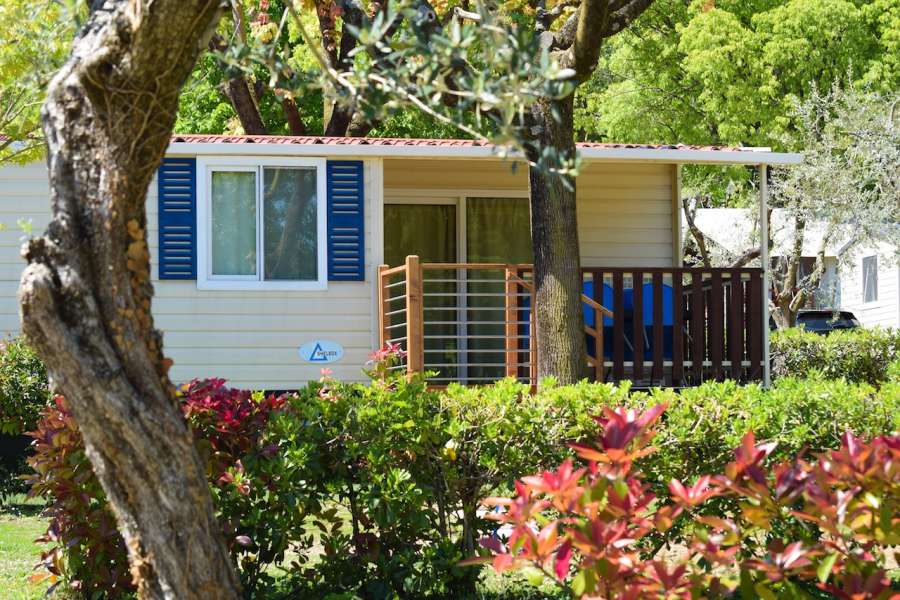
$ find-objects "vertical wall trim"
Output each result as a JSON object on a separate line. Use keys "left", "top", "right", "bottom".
{"left": 759, "top": 164, "right": 771, "bottom": 387}
{"left": 369, "top": 158, "right": 384, "bottom": 351}
{"left": 671, "top": 163, "right": 683, "bottom": 267}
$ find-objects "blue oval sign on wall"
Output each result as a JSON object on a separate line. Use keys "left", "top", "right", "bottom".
{"left": 299, "top": 340, "right": 345, "bottom": 363}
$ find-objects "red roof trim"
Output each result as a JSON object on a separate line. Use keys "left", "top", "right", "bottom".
{"left": 169, "top": 134, "right": 753, "bottom": 153}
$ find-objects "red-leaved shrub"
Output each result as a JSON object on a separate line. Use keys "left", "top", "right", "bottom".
{"left": 26, "top": 380, "right": 289, "bottom": 596}
{"left": 471, "top": 405, "right": 900, "bottom": 599}
{"left": 25, "top": 396, "right": 132, "bottom": 596}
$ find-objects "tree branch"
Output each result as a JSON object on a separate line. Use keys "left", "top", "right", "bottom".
{"left": 209, "top": 34, "right": 268, "bottom": 135}
{"left": 681, "top": 196, "right": 712, "bottom": 268}
{"left": 602, "top": 0, "right": 655, "bottom": 37}
{"left": 281, "top": 96, "right": 306, "bottom": 135}
{"left": 564, "top": 0, "right": 611, "bottom": 80}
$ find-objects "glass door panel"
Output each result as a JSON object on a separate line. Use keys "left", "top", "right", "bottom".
{"left": 465, "top": 198, "right": 532, "bottom": 381}
{"left": 384, "top": 204, "right": 458, "bottom": 381}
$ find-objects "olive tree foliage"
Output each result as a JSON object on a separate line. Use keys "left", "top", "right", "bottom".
{"left": 178, "top": 0, "right": 465, "bottom": 137}
{"left": 239, "top": 0, "right": 655, "bottom": 383}
{"left": 766, "top": 85, "right": 899, "bottom": 327}
{"left": 19, "top": 1, "right": 243, "bottom": 598}
{"left": 0, "top": 1, "right": 83, "bottom": 165}
{"left": 678, "top": 85, "right": 899, "bottom": 328}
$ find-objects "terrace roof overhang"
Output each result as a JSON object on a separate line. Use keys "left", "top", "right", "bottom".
{"left": 166, "top": 135, "right": 802, "bottom": 166}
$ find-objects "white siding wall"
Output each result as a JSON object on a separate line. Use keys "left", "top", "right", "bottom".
{"left": 577, "top": 163, "right": 674, "bottom": 267}
{"left": 383, "top": 159, "right": 675, "bottom": 267}
{"left": 0, "top": 159, "right": 379, "bottom": 389}
{"left": 840, "top": 246, "right": 900, "bottom": 329}
{"left": 0, "top": 156, "right": 677, "bottom": 389}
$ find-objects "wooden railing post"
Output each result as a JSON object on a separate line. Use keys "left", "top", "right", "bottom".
{"left": 377, "top": 264, "right": 389, "bottom": 348}
{"left": 405, "top": 255, "right": 425, "bottom": 377}
{"left": 594, "top": 306, "right": 604, "bottom": 382}
{"left": 504, "top": 266, "right": 518, "bottom": 378}
{"left": 529, "top": 284, "right": 537, "bottom": 387}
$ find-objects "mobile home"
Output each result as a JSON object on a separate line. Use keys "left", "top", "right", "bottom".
{"left": 0, "top": 136, "right": 801, "bottom": 389}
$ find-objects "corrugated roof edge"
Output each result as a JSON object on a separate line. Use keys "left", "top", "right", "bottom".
{"left": 167, "top": 135, "right": 802, "bottom": 165}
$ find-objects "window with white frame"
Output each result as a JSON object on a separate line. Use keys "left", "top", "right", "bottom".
{"left": 197, "top": 157, "right": 327, "bottom": 290}
{"left": 862, "top": 255, "right": 878, "bottom": 303}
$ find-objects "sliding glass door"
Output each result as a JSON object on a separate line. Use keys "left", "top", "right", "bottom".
{"left": 384, "top": 203, "right": 458, "bottom": 380}
{"left": 465, "top": 198, "right": 533, "bottom": 381}
{"left": 384, "top": 197, "right": 531, "bottom": 383}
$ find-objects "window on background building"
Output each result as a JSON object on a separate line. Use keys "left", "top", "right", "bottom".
{"left": 862, "top": 255, "right": 878, "bottom": 303}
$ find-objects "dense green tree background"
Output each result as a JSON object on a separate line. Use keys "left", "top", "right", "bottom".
{"left": 0, "top": 0, "right": 83, "bottom": 164}
{"left": 7, "top": 1, "right": 897, "bottom": 161}
{"left": 574, "top": 0, "right": 900, "bottom": 200}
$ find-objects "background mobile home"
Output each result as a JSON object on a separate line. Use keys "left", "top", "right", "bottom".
{"left": 687, "top": 208, "right": 899, "bottom": 329}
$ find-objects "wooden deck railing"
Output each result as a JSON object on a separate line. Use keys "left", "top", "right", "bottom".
{"left": 377, "top": 257, "right": 766, "bottom": 387}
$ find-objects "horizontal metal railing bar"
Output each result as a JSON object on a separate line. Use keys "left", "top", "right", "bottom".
{"left": 384, "top": 308, "right": 408, "bottom": 317}
{"left": 386, "top": 322, "right": 407, "bottom": 330}
{"left": 386, "top": 336, "right": 408, "bottom": 343}
{"left": 424, "top": 349, "right": 524, "bottom": 355}
{"left": 424, "top": 335, "right": 529, "bottom": 340}
{"left": 422, "top": 292, "right": 532, "bottom": 298}
{"left": 426, "top": 377, "right": 533, "bottom": 382}
{"left": 423, "top": 306, "right": 523, "bottom": 312}
{"left": 424, "top": 279, "right": 517, "bottom": 284}
{"left": 384, "top": 280, "right": 408, "bottom": 289}
{"left": 425, "top": 321, "right": 531, "bottom": 326}
{"left": 385, "top": 295, "right": 408, "bottom": 303}
{"left": 425, "top": 363, "right": 532, "bottom": 368}
{"left": 422, "top": 262, "right": 533, "bottom": 270}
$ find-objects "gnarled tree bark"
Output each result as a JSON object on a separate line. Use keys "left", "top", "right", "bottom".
{"left": 526, "top": 0, "right": 655, "bottom": 384}
{"left": 18, "top": 2, "right": 241, "bottom": 598}
{"left": 526, "top": 95, "right": 588, "bottom": 382}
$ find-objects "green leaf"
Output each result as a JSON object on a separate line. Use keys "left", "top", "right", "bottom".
{"left": 817, "top": 553, "right": 838, "bottom": 584}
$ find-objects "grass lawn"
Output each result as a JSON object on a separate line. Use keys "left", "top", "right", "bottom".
{"left": 0, "top": 496, "right": 50, "bottom": 600}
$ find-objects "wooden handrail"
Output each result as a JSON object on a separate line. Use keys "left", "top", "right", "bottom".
{"left": 422, "top": 262, "right": 534, "bottom": 271}
{"left": 507, "top": 272, "right": 610, "bottom": 383}
{"left": 380, "top": 264, "right": 409, "bottom": 277}
{"left": 582, "top": 295, "right": 614, "bottom": 318}
{"left": 507, "top": 273, "right": 613, "bottom": 319}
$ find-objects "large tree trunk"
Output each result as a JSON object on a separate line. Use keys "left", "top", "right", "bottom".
{"left": 18, "top": 2, "right": 241, "bottom": 598}
{"left": 527, "top": 95, "right": 587, "bottom": 384}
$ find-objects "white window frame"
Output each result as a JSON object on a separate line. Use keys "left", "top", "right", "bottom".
{"left": 196, "top": 156, "right": 328, "bottom": 291}
{"left": 862, "top": 255, "right": 878, "bottom": 304}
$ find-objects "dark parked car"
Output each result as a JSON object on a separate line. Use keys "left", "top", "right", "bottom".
{"left": 796, "top": 310, "right": 861, "bottom": 334}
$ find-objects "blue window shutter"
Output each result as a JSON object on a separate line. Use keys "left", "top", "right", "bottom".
{"left": 157, "top": 157, "right": 197, "bottom": 279}
{"left": 327, "top": 160, "right": 365, "bottom": 281}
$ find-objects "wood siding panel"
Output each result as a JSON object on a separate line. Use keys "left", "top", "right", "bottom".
{"left": 2, "top": 158, "right": 678, "bottom": 387}
{"left": 577, "top": 163, "right": 674, "bottom": 269}
{"left": 0, "top": 160, "right": 378, "bottom": 389}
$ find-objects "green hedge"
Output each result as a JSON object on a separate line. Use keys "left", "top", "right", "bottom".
{"left": 0, "top": 337, "right": 50, "bottom": 436}
{"left": 771, "top": 327, "right": 900, "bottom": 384}
{"left": 0, "top": 337, "right": 50, "bottom": 502}
{"left": 28, "top": 371, "right": 900, "bottom": 599}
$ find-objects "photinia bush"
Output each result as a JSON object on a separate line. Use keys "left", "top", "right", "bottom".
{"left": 26, "top": 380, "right": 316, "bottom": 598}
{"left": 25, "top": 358, "right": 900, "bottom": 599}
{"left": 25, "top": 396, "right": 132, "bottom": 597}
{"left": 469, "top": 404, "right": 900, "bottom": 599}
